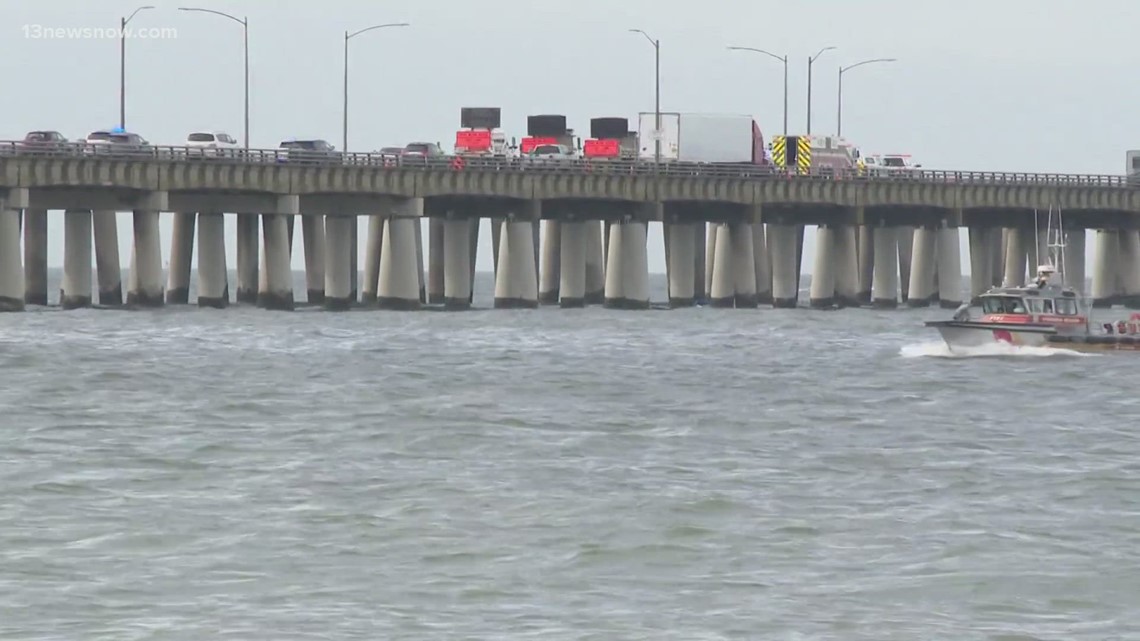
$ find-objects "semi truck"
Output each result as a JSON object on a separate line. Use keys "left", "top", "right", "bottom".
{"left": 636, "top": 112, "right": 768, "bottom": 165}
{"left": 454, "top": 107, "right": 513, "bottom": 157}
{"left": 770, "top": 134, "right": 864, "bottom": 174}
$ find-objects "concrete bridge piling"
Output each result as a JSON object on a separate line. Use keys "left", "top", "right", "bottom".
{"left": 7, "top": 208, "right": 1140, "bottom": 314}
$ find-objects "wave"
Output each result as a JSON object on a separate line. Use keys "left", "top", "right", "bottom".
{"left": 898, "top": 340, "right": 1094, "bottom": 359}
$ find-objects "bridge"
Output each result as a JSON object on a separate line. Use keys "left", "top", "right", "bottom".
{"left": 1, "top": 142, "right": 1139, "bottom": 313}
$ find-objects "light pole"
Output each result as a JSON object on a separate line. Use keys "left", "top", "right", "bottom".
{"left": 727, "top": 46, "right": 787, "bottom": 136}
{"left": 629, "top": 29, "right": 660, "bottom": 167}
{"left": 178, "top": 7, "right": 249, "bottom": 148}
{"left": 806, "top": 46, "right": 835, "bottom": 135}
{"left": 343, "top": 22, "right": 409, "bottom": 152}
{"left": 119, "top": 5, "right": 154, "bottom": 130}
{"left": 837, "top": 58, "right": 896, "bottom": 138}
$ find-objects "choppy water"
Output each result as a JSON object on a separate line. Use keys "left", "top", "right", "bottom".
{"left": 2, "top": 271, "right": 1138, "bottom": 640}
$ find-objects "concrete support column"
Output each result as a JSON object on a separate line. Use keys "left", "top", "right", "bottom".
{"left": 833, "top": 225, "right": 859, "bottom": 307}
{"left": 896, "top": 225, "right": 914, "bottom": 304}
{"left": 196, "top": 212, "right": 228, "bottom": 308}
{"left": 494, "top": 219, "right": 539, "bottom": 308}
{"left": 15, "top": 235, "right": 36, "bottom": 308}
{"left": 91, "top": 210, "right": 123, "bottom": 306}
{"left": 414, "top": 218, "right": 426, "bottom": 304}
{"left": 361, "top": 214, "right": 384, "bottom": 305}
{"left": 558, "top": 221, "right": 587, "bottom": 308}
{"left": 349, "top": 221, "right": 359, "bottom": 304}
{"left": 165, "top": 211, "right": 195, "bottom": 304}
{"left": 1003, "top": 227, "right": 1028, "bottom": 287}
{"left": 968, "top": 227, "right": 993, "bottom": 303}
{"left": 704, "top": 223, "right": 718, "bottom": 301}
{"left": 666, "top": 223, "right": 696, "bottom": 307}
{"left": 871, "top": 226, "right": 899, "bottom": 308}
{"left": 730, "top": 223, "right": 758, "bottom": 308}
{"left": 257, "top": 214, "right": 294, "bottom": 311}
{"left": 235, "top": 213, "right": 259, "bottom": 304}
{"left": 794, "top": 225, "right": 806, "bottom": 295}
{"left": 61, "top": 210, "right": 93, "bottom": 309}
{"left": 709, "top": 223, "right": 735, "bottom": 307}
{"left": 1063, "top": 228, "right": 1086, "bottom": 294}
{"left": 937, "top": 224, "right": 963, "bottom": 308}
{"left": 907, "top": 226, "right": 937, "bottom": 307}
{"left": 490, "top": 216, "right": 503, "bottom": 281}
{"left": 694, "top": 222, "right": 707, "bottom": 304}
{"left": 467, "top": 218, "right": 480, "bottom": 304}
{"left": 1118, "top": 230, "right": 1140, "bottom": 308}
{"left": 602, "top": 222, "right": 611, "bottom": 275}
{"left": 127, "top": 210, "right": 165, "bottom": 307}
{"left": 809, "top": 225, "right": 836, "bottom": 308}
{"left": 752, "top": 222, "right": 772, "bottom": 305}
{"left": 856, "top": 224, "right": 874, "bottom": 305}
{"left": 323, "top": 216, "right": 354, "bottom": 311}
{"left": 993, "top": 229, "right": 1007, "bottom": 287}
{"left": 583, "top": 220, "right": 605, "bottom": 304}
{"left": 0, "top": 208, "right": 23, "bottom": 311}
{"left": 23, "top": 208, "right": 47, "bottom": 306}
{"left": 427, "top": 218, "right": 445, "bottom": 304}
{"left": 302, "top": 215, "right": 326, "bottom": 305}
{"left": 539, "top": 220, "right": 561, "bottom": 304}
{"left": 1091, "top": 229, "right": 1118, "bottom": 308}
{"left": 377, "top": 217, "right": 422, "bottom": 310}
{"left": 442, "top": 218, "right": 472, "bottom": 309}
{"left": 603, "top": 220, "right": 650, "bottom": 309}
{"left": 768, "top": 224, "right": 798, "bottom": 308}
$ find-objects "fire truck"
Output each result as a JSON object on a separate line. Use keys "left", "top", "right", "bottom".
{"left": 769, "top": 135, "right": 864, "bottom": 175}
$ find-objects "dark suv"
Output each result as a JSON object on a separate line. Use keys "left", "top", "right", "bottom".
{"left": 18, "top": 130, "right": 69, "bottom": 151}
{"left": 277, "top": 139, "right": 339, "bottom": 164}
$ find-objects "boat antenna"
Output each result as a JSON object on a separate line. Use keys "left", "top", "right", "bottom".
{"left": 1046, "top": 202, "right": 1067, "bottom": 287}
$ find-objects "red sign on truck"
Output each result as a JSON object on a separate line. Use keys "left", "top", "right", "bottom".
{"left": 455, "top": 129, "right": 492, "bottom": 152}
{"left": 583, "top": 138, "right": 620, "bottom": 158}
{"left": 520, "top": 136, "right": 557, "bottom": 153}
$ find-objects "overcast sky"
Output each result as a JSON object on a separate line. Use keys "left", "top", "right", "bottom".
{"left": 6, "top": 0, "right": 1136, "bottom": 274}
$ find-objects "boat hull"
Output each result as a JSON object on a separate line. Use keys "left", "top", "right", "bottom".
{"left": 1047, "top": 335, "right": 1140, "bottom": 352}
{"left": 924, "top": 320, "right": 1056, "bottom": 351}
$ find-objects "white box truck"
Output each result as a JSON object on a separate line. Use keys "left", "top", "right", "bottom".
{"left": 637, "top": 112, "right": 768, "bottom": 165}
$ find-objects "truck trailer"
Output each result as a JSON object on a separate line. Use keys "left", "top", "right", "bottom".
{"left": 636, "top": 112, "right": 767, "bottom": 165}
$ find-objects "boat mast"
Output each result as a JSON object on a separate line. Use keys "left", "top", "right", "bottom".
{"left": 1046, "top": 202, "right": 1067, "bottom": 287}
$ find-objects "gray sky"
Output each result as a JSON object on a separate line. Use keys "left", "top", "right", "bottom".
{"left": 6, "top": 0, "right": 1137, "bottom": 273}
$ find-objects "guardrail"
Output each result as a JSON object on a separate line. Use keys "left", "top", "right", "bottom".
{"left": 0, "top": 141, "right": 1133, "bottom": 188}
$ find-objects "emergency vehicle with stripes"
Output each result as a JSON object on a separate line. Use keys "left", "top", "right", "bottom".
{"left": 769, "top": 135, "right": 865, "bottom": 175}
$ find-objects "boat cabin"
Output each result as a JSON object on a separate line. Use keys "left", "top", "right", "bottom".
{"left": 976, "top": 262, "right": 1087, "bottom": 328}
{"left": 980, "top": 292, "right": 1080, "bottom": 317}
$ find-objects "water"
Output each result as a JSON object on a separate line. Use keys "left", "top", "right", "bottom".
{"left": 2, "top": 272, "right": 1139, "bottom": 640}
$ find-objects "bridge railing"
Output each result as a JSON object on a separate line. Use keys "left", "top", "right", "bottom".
{"left": 0, "top": 141, "right": 1132, "bottom": 188}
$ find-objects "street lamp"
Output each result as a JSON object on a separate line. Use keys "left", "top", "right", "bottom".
{"left": 727, "top": 46, "right": 787, "bottom": 136}
{"left": 806, "top": 46, "right": 836, "bottom": 135}
{"left": 119, "top": 5, "right": 154, "bottom": 129}
{"left": 629, "top": 29, "right": 660, "bottom": 167}
{"left": 343, "top": 22, "right": 409, "bottom": 152}
{"left": 178, "top": 7, "right": 249, "bottom": 148}
{"left": 837, "top": 58, "right": 896, "bottom": 138}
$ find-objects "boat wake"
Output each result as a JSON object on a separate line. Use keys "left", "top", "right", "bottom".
{"left": 899, "top": 341, "right": 1093, "bottom": 359}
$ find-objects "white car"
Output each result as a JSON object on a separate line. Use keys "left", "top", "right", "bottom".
{"left": 83, "top": 128, "right": 150, "bottom": 156}
{"left": 186, "top": 130, "right": 240, "bottom": 158}
{"left": 523, "top": 143, "right": 577, "bottom": 167}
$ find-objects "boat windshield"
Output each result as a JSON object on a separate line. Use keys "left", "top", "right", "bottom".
{"left": 981, "top": 296, "right": 1027, "bottom": 314}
